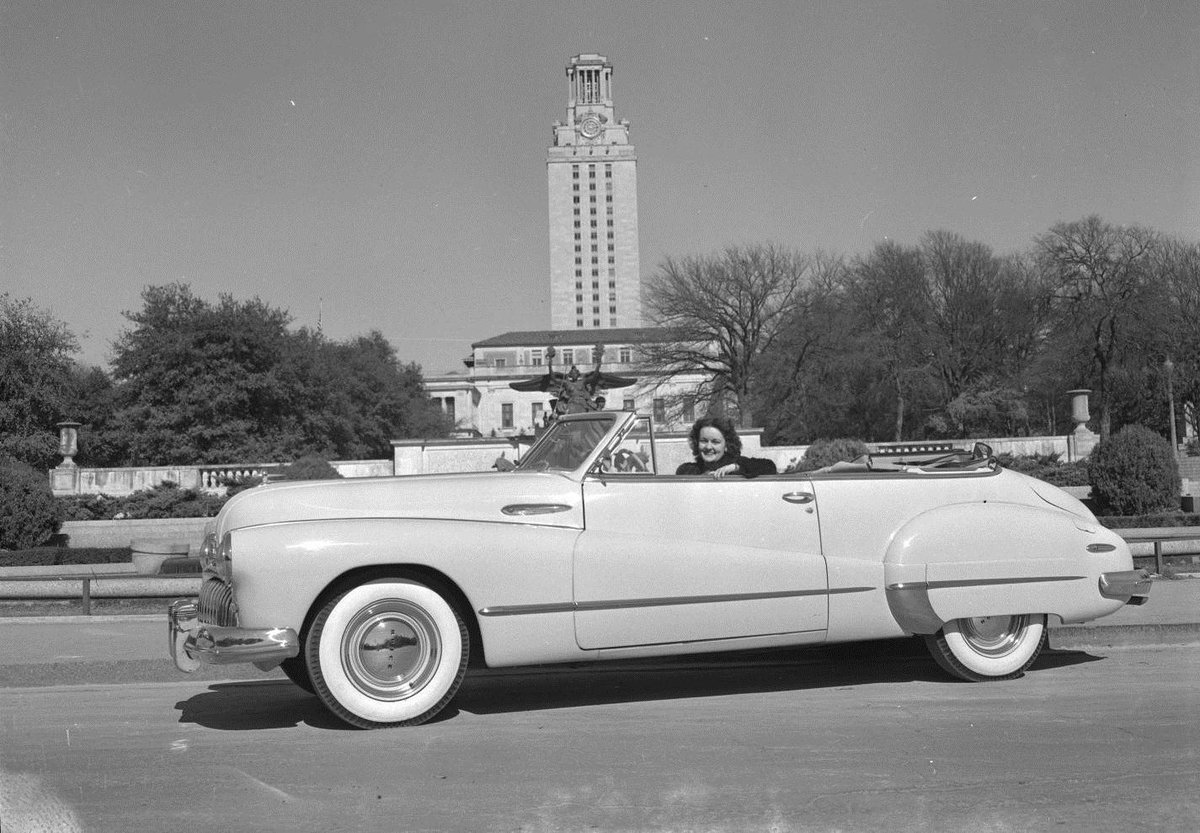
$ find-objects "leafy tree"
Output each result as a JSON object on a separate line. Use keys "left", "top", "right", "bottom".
{"left": 110, "top": 283, "right": 297, "bottom": 464}
{"left": 109, "top": 283, "right": 451, "bottom": 466}
{"left": 643, "top": 243, "right": 811, "bottom": 427}
{"left": 0, "top": 295, "right": 80, "bottom": 468}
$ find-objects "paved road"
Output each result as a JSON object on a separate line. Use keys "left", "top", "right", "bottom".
{"left": 2, "top": 640, "right": 1199, "bottom": 833}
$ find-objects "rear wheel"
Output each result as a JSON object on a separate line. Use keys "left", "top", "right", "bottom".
{"left": 924, "top": 614, "right": 1047, "bottom": 682}
{"left": 306, "top": 578, "right": 469, "bottom": 728}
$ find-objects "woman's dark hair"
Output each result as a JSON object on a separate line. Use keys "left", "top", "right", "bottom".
{"left": 688, "top": 416, "right": 742, "bottom": 462}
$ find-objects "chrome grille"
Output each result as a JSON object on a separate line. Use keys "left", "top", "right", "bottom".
{"left": 198, "top": 578, "right": 238, "bottom": 627}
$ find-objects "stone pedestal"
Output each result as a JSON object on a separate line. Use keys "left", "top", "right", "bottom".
{"left": 50, "top": 463, "right": 79, "bottom": 495}
{"left": 1065, "top": 390, "right": 1098, "bottom": 461}
{"left": 131, "top": 540, "right": 191, "bottom": 574}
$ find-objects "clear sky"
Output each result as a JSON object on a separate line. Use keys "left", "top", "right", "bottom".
{"left": 3, "top": 0, "right": 1197, "bottom": 375}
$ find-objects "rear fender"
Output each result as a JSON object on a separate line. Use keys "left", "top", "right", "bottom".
{"left": 883, "top": 502, "right": 1129, "bottom": 633}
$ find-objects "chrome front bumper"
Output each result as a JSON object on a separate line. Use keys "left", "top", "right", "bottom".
{"left": 1099, "top": 569, "right": 1152, "bottom": 606}
{"left": 168, "top": 599, "right": 300, "bottom": 672}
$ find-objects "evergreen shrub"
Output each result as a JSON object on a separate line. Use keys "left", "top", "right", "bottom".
{"left": 0, "top": 463, "right": 63, "bottom": 550}
{"left": 996, "top": 452, "right": 1090, "bottom": 487}
{"left": 1087, "top": 425, "right": 1180, "bottom": 516}
{"left": 793, "top": 438, "right": 870, "bottom": 472}
{"left": 279, "top": 456, "right": 343, "bottom": 481}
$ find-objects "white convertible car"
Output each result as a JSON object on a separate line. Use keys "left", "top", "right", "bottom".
{"left": 169, "top": 410, "right": 1150, "bottom": 729}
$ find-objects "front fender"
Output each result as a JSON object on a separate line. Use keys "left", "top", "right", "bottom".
{"left": 883, "top": 501, "right": 1132, "bottom": 633}
{"left": 227, "top": 518, "right": 582, "bottom": 666}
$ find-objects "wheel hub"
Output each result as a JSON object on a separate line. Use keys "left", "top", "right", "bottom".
{"left": 342, "top": 601, "right": 441, "bottom": 700}
{"left": 960, "top": 614, "right": 1028, "bottom": 656}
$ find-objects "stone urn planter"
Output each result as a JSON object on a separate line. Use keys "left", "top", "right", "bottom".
{"left": 131, "top": 540, "right": 191, "bottom": 574}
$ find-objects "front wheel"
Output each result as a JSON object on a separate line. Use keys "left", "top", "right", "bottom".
{"left": 924, "top": 614, "right": 1047, "bottom": 682}
{"left": 306, "top": 578, "right": 469, "bottom": 728}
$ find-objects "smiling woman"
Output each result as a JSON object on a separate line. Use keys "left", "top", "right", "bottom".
{"left": 675, "top": 416, "right": 777, "bottom": 479}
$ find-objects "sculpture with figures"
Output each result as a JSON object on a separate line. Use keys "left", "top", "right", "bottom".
{"left": 509, "top": 344, "right": 637, "bottom": 424}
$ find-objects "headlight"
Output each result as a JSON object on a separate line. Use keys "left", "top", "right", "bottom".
{"left": 200, "top": 532, "right": 233, "bottom": 580}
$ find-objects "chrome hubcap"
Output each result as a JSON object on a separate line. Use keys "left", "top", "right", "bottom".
{"left": 960, "top": 614, "right": 1029, "bottom": 657}
{"left": 342, "top": 601, "right": 441, "bottom": 700}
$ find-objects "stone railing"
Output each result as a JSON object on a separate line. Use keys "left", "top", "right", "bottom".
{"left": 51, "top": 460, "right": 393, "bottom": 496}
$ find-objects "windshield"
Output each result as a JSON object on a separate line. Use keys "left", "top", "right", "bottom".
{"left": 517, "top": 415, "right": 616, "bottom": 472}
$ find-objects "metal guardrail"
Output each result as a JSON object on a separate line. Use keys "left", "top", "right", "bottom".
{"left": 0, "top": 564, "right": 200, "bottom": 615}
{"left": 1115, "top": 527, "right": 1200, "bottom": 575}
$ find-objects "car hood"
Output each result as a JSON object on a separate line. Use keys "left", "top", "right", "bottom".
{"left": 215, "top": 471, "right": 583, "bottom": 537}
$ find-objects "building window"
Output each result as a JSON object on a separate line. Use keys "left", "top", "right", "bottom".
{"left": 610, "top": 317, "right": 617, "bottom": 327}
{"left": 531, "top": 402, "right": 544, "bottom": 426}
{"left": 682, "top": 395, "right": 696, "bottom": 423}
{"left": 605, "top": 164, "right": 612, "bottom": 177}
{"left": 530, "top": 349, "right": 543, "bottom": 366}
{"left": 577, "top": 319, "right": 583, "bottom": 327}
{"left": 561, "top": 349, "right": 574, "bottom": 365}
{"left": 653, "top": 398, "right": 666, "bottom": 423}
{"left": 494, "top": 358, "right": 506, "bottom": 368}
{"left": 592, "top": 346, "right": 604, "bottom": 363}
{"left": 619, "top": 346, "right": 632, "bottom": 363}
{"left": 623, "top": 398, "right": 635, "bottom": 411}
{"left": 440, "top": 397, "right": 456, "bottom": 423}
{"left": 572, "top": 167, "right": 579, "bottom": 179}
{"left": 593, "top": 318, "right": 601, "bottom": 327}
{"left": 501, "top": 403, "right": 513, "bottom": 429}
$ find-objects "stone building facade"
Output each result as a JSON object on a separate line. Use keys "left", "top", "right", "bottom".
{"left": 426, "top": 327, "right": 706, "bottom": 438}
{"left": 547, "top": 53, "right": 641, "bottom": 331}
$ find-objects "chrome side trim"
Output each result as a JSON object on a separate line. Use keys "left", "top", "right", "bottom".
{"left": 1099, "top": 568, "right": 1152, "bottom": 601}
{"left": 1087, "top": 543, "right": 1117, "bottom": 553}
{"left": 884, "top": 582, "right": 943, "bottom": 634}
{"left": 168, "top": 598, "right": 298, "bottom": 671}
{"left": 923, "top": 575, "right": 1084, "bottom": 590}
{"left": 477, "top": 586, "right": 871, "bottom": 618}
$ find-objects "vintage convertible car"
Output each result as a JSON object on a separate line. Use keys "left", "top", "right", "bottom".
{"left": 169, "top": 410, "right": 1150, "bottom": 729}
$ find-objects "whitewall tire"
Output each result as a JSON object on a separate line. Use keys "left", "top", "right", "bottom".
{"left": 924, "top": 614, "right": 1047, "bottom": 682}
{"left": 306, "top": 578, "right": 469, "bottom": 728}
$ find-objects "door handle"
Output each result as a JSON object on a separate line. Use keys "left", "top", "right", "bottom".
{"left": 782, "top": 492, "right": 815, "bottom": 505}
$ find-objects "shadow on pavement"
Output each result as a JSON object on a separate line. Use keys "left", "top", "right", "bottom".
{"left": 175, "top": 681, "right": 345, "bottom": 731}
{"left": 173, "top": 638, "right": 1104, "bottom": 730}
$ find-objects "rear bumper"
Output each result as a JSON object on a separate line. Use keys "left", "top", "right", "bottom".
{"left": 1099, "top": 569, "right": 1152, "bottom": 606}
{"left": 168, "top": 598, "right": 299, "bottom": 672}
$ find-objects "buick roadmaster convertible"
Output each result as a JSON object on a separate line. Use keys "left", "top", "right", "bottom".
{"left": 169, "top": 411, "right": 1150, "bottom": 728}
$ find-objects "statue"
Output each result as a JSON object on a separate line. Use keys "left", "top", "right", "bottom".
{"left": 508, "top": 345, "right": 636, "bottom": 422}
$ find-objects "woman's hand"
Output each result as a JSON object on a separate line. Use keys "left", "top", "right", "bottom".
{"left": 709, "top": 463, "right": 739, "bottom": 479}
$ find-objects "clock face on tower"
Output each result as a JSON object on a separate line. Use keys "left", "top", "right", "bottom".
{"left": 579, "top": 115, "right": 602, "bottom": 139}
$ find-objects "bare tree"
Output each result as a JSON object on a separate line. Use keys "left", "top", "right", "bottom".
{"left": 642, "top": 243, "right": 810, "bottom": 427}
{"left": 844, "top": 240, "right": 932, "bottom": 441}
{"left": 1037, "top": 216, "right": 1162, "bottom": 437}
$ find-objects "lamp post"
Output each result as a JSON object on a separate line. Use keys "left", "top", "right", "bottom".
{"left": 1165, "top": 357, "right": 1178, "bottom": 454}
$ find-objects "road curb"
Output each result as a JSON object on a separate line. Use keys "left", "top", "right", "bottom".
{"left": 1049, "top": 623, "right": 1200, "bottom": 648}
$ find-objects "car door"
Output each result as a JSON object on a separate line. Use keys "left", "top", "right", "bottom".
{"left": 573, "top": 473, "right": 827, "bottom": 650}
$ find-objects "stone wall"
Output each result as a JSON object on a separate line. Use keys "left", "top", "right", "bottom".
{"left": 61, "top": 518, "right": 211, "bottom": 553}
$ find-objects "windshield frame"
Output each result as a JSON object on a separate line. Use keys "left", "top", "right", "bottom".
{"left": 515, "top": 411, "right": 633, "bottom": 476}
